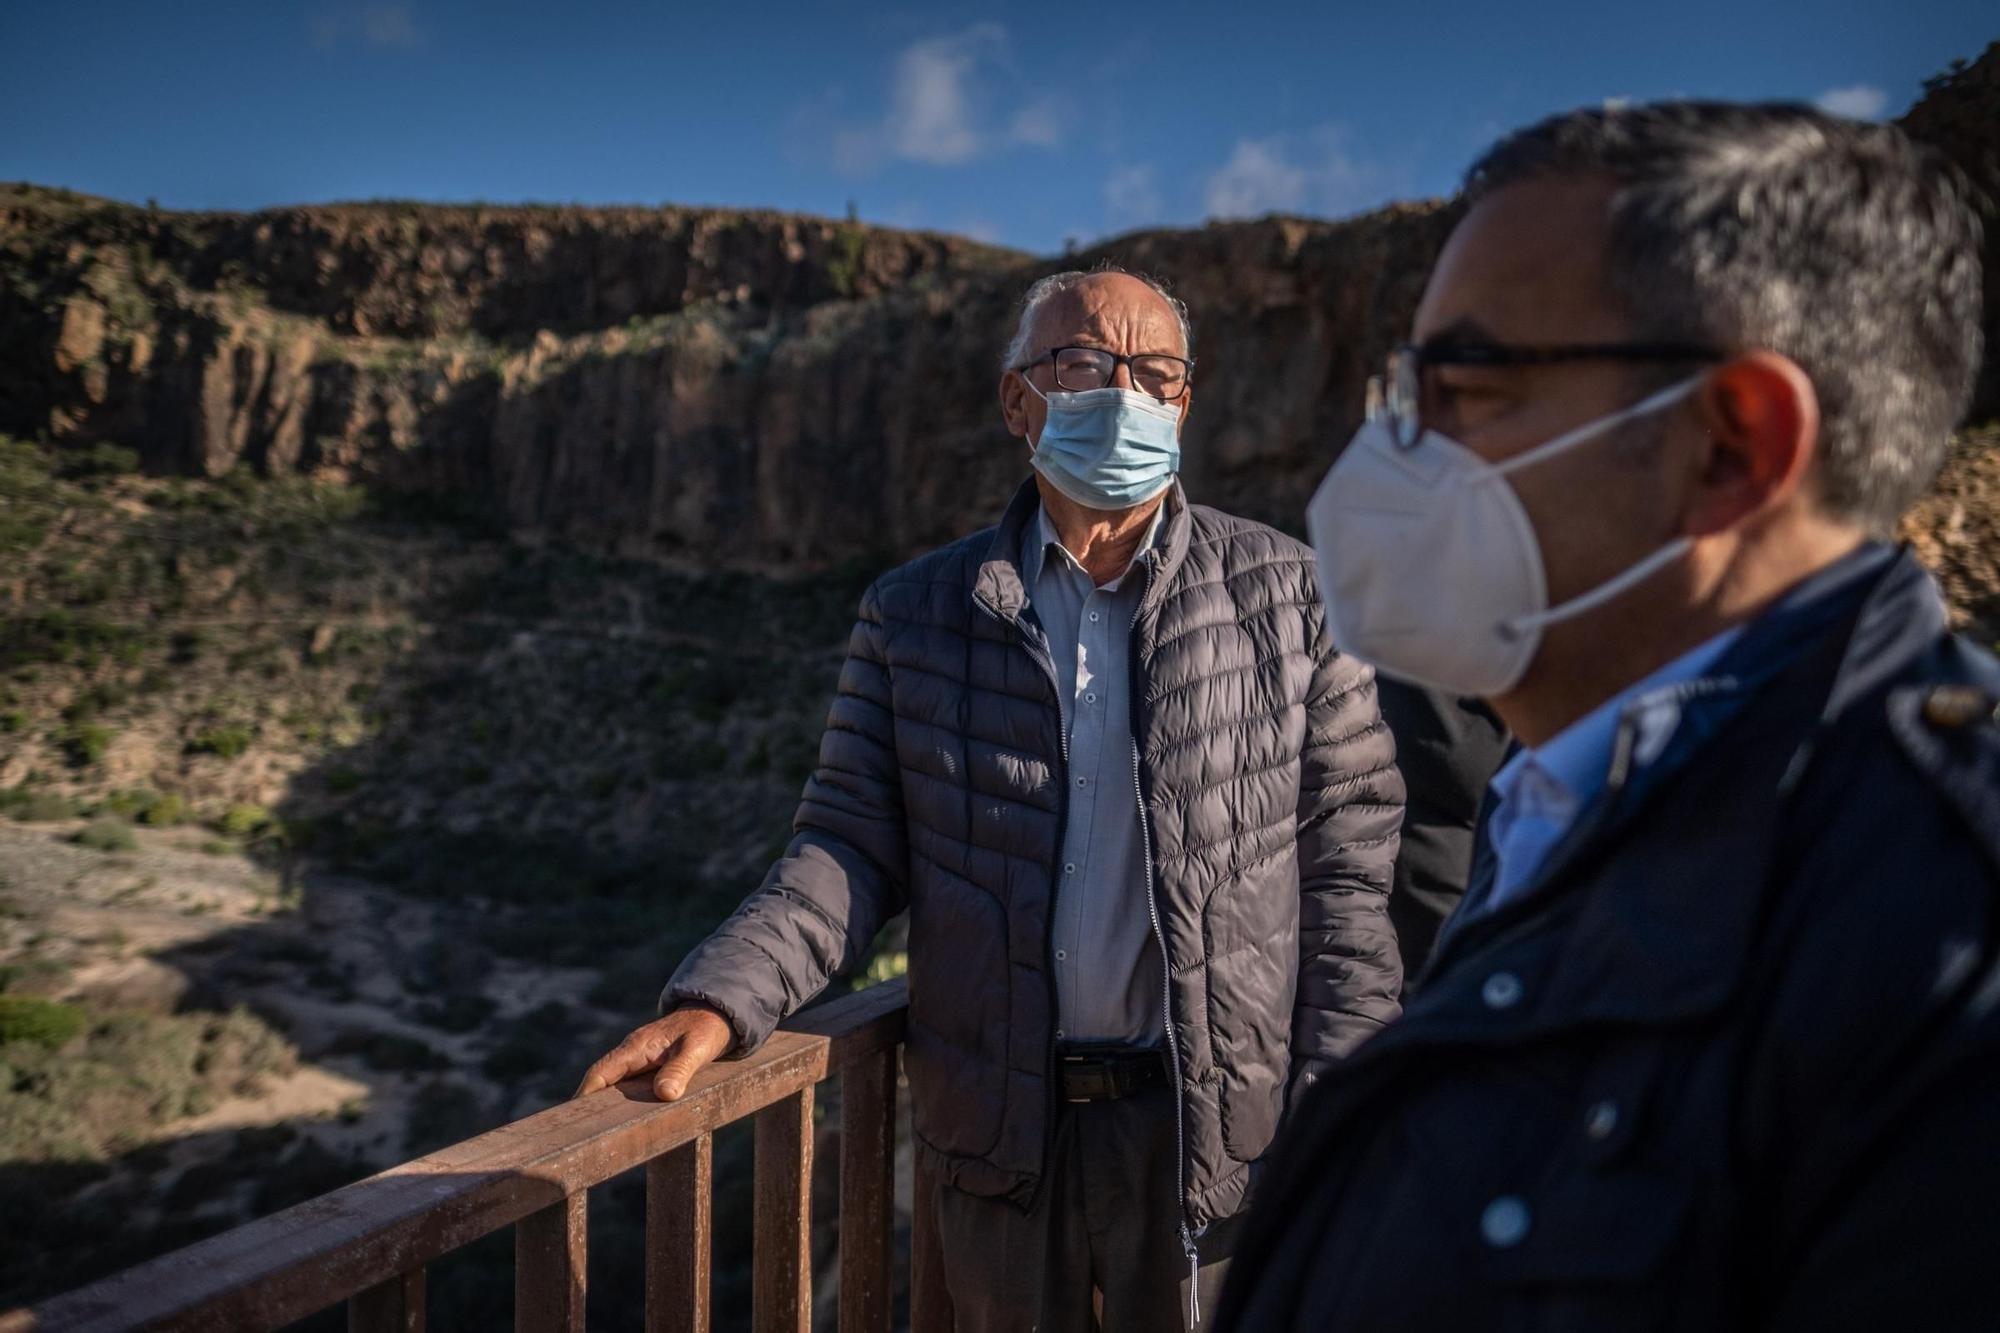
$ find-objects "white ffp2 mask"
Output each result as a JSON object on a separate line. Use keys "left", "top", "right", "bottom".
{"left": 1306, "top": 377, "right": 1702, "bottom": 697}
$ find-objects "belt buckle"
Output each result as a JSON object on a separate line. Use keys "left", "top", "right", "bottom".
{"left": 1059, "top": 1049, "right": 1102, "bottom": 1103}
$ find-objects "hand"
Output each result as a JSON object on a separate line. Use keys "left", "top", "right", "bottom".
{"left": 573, "top": 1003, "right": 734, "bottom": 1101}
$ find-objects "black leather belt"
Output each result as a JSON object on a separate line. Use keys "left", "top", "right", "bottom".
{"left": 1057, "top": 1045, "right": 1168, "bottom": 1103}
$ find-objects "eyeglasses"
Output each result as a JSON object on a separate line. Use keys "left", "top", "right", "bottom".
{"left": 1016, "top": 345, "right": 1194, "bottom": 402}
{"left": 1368, "top": 338, "right": 1726, "bottom": 448}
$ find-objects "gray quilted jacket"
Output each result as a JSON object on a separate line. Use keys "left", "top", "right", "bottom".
{"left": 664, "top": 478, "right": 1405, "bottom": 1229}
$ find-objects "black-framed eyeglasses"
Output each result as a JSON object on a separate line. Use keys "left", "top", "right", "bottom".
{"left": 1015, "top": 345, "right": 1194, "bottom": 402}
{"left": 1367, "top": 338, "right": 1726, "bottom": 447}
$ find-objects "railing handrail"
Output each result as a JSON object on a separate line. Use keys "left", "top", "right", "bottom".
{"left": 0, "top": 978, "right": 917, "bottom": 1333}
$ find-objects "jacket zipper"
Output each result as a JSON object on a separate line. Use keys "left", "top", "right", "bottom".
{"left": 974, "top": 596, "right": 1069, "bottom": 1212}
{"left": 1129, "top": 559, "right": 1202, "bottom": 1326}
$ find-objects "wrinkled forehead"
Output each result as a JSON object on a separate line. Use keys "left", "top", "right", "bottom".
{"left": 1414, "top": 176, "right": 1632, "bottom": 346}
{"left": 1027, "top": 275, "right": 1185, "bottom": 358}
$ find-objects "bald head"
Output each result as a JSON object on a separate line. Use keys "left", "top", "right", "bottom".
{"left": 1001, "top": 268, "right": 1191, "bottom": 371}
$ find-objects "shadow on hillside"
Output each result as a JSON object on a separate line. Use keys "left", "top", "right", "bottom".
{"left": 2, "top": 455, "right": 906, "bottom": 1327}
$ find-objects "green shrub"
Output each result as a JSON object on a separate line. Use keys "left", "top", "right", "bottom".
{"left": 0, "top": 709, "right": 26, "bottom": 732}
{"left": 217, "top": 803, "right": 270, "bottom": 837}
{"left": 59, "top": 722, "right": 113, "bottom": 767}
{"left": 0, "top": 611, "right": 149, "bottom": 672}
{"left": 187, "top": 725, "right": 253, "bottom": 759}
{"left": 53, "top": 444, "right": 140, "bottom": 480}
{"left": 0, "top": 996, "right": 87, "bottom": 1049}
{"left": 1, "top": 787, "right": 81, "bottom": 822}
{"left": 98, "top": 790, "right": 151, "bottom": 820}
{"left": 0, "top": 1003, "right": 297, "bottom": 1163}
{"left": 0, "top": 960, "right": 71, "bottom": 997}
{"left": 72, "top": 817, "right": 136, "bottom": 852}
{"left": 139, "top": 792, "right": 188, "bottom": 826}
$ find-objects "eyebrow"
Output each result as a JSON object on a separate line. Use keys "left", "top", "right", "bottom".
{"left": 1417, "top": 316, "right": 1504, "bottom": 350}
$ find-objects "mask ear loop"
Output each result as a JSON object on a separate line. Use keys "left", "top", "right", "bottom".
{"left": 1488, "top": 373, "right": 1706, "bottom": 640}
{"left": 1499, "top": 536, "right": 1695, "bottom": 639}
{"left": 1490, "top": 376, "right": 1704, "bottom": 480}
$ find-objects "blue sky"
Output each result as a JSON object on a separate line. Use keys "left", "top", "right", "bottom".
{"left": 1, "top": 1, "right": 1990, "bottom": 255}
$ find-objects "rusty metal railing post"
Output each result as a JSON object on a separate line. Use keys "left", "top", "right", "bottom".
{"left": 348, "top": 1268, "right": 425, "bottom": 1333}
{"left": 515, "top": 1189, "right": 587, "bottom": 1332}
{"left": 837, "top": 1047, "right": 896, "bottom": 1333}
{"left": 752, "top": 1086, "right": 814, "bottom": 1333}
{"left": 646, "top": 1132, "right": 714, "bottom": 1333}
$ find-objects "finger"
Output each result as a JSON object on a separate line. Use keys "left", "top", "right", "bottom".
{"left": 653, "top": 1039, "right": 707, "bottom": 1102}
{"left": 573, "top": 1036, "right": 658, "bottom": 1098}
{"left": 574, "top": 1057, "right": 622, "bottom": 1099}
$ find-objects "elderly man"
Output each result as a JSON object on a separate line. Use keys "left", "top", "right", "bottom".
{"left": 578, "top": 267, "right": 1406, "bottom": 1329}
{"left": 1220, "top": 103, "right": 1997, "bottom": 1330}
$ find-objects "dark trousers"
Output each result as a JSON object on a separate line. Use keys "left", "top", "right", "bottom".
{"left": 931, "top": 1085, "right": 1239, "bottom": 1332}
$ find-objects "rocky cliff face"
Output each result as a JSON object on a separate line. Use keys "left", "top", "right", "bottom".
{"left": 3, "top": 42, "right": 1994, "bottom": 570}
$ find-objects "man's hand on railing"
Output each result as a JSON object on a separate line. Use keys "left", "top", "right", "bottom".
{"left": 572, "top": 1002, "right": 734, "bottom": 1102}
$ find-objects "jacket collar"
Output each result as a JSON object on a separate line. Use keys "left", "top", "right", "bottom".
{"left": 1405, "top": 546, "right": 1949, "bottom": 1039}
{"left": 972, "top": 476, "right": 1194, "bottom": 623}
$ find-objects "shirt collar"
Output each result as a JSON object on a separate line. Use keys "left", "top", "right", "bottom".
{"left": 1486, "top": 540, "right": 1898, "bottom": 824}
{"left": 1489, "top": 626, "right": 1742, "bottom": 828}
{"left": 1025, "top": 501, "right": 1165, "bottom": 592}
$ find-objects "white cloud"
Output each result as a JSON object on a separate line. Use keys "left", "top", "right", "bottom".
{"left": 794, "top": 25, "right": 1064, "bottom": 178}
{"left": 1008, "top": 96, "right": 1065, "bottom": 148}
{"left": 1104, "top": 164, "right": 1164, "bottom": 226}
{"left": 1203, "top": 127, "right": 1389, "bottom": 222}
{"left": 889, "top": 25, "right": 1002, "bottom": 165}
{"left": 360, "top": 4, "right": 420, "bottom": 47}
{"left": 1815, "top": 84, "right": 1889, "bottom": 120}
{"left": 312, "top": 3, "right": 422, "bottom": 50}
{"left": 1205, "top": 139, "right": 1309, "bottom": 218}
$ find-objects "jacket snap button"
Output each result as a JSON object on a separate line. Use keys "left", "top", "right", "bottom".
{"left": 1481, "top": 1196, "right": 1532, "bottom": 1248}
{"left": 1922, "top": 685, "right": 1997, "bottom": 730}
{"left": 1585, "top": 1099, "right": 1620, "bottom": 1140}
{"left": 1481, "top": 971, "right": 1524, "bottom": 1010}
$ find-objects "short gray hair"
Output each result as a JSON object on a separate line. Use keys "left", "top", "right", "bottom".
{"left": 1000, "top": 266, "right": 1194, "bottom": 372}
{"left": 1466, "top": 101, "right": 1984, "bottom": 533}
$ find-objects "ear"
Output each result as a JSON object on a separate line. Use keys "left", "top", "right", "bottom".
{"left": 1683, "top": 352, "right": 1820, "bottom": 536}
{"left": 1175, "top": 384, "right": 1194, "bottom": 434}
{"left": 999, "top": 369, "right": 1032, "bottom": 441}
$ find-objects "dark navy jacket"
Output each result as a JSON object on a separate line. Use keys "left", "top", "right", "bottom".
{"left": 1220, "top": 548, "right": 2000, "bottom": 1332}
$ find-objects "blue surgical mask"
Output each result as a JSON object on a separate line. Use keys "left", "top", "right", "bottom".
{"left": 1025, "top": 383, "right": 1183, "bottom": 511}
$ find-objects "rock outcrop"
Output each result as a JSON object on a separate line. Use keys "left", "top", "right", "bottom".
{"left": 2, "top": 41, "right": 1993, "bottom": 569}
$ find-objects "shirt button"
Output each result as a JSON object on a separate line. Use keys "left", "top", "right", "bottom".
{"left": 1482, "top": 971, "right": 1524, "bottom": 1011}
{"left": 1085, "top": 692, "right": 1097, "bottom": 705}
{"left": 1055, "top": 1028, "right": 1065, "bottom": 1040}
{"left": 1076, "top": 777, "right": 1088, "bottom": 788}
{"left": 1585, "top": 1100, "right": 1620, "bottom": 1141}
{"left": 1064, "top": 862, "right": 1076, "bottom": 874}
{"left": 1480, "top": 1196, "right": 1532, "bottom": 1248}
{"left": 1088, "top": 612, "right": 1101, "bottom": 622}
{"left": 1055, "top": 950, "right": 1068, "bottom": 961}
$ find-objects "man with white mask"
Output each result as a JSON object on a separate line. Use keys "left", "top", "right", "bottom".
{"left": 578, "top": 268, "right": 1407, "bottom": 1329}
{"left": 1220, "top": 102, "right": 1999, "bottom": 1330}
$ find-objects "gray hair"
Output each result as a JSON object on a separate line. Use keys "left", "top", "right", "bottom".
{"left": 1000, "top": 266, "right": 1195, "bottom": 372}
{"left": 1465, "top": 101, "right": 1984, "bottom": 533}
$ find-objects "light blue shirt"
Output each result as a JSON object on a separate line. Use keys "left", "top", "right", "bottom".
{"left": 1479, "top": 543, "right": 1902, "bottom": 918}
{"left": 1022, "top": 503, "right": 1167, "bottom": 1045}
{"left": 1481, "top": 629, "right": 1741, "bottom": 915}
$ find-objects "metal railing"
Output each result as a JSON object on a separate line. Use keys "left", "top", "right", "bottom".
{"left": 0, "top": 979, "right": 949, "bottom": 1333}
